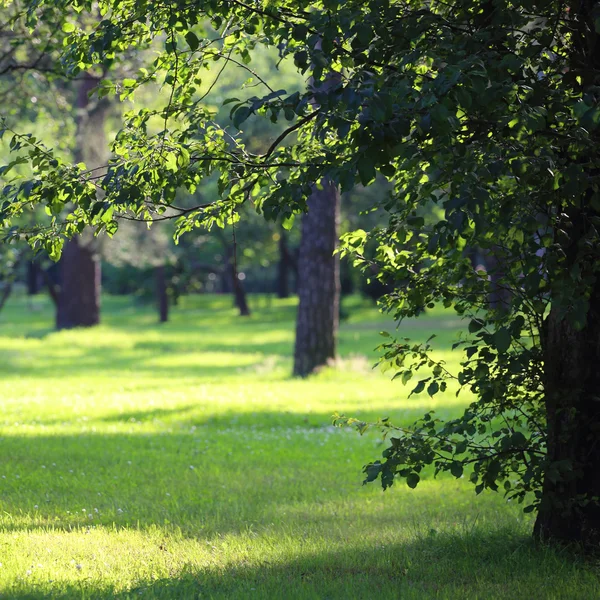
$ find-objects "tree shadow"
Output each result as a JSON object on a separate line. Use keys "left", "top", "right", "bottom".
{"left": 5, "top": 530, "right": 598, "bottom": 599}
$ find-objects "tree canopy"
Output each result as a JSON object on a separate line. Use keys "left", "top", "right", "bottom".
{"left": 2, "top": 0, "right": 600, "bottom": 546}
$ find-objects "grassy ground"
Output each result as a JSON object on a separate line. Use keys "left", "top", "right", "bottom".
{"left": 0, "top": 293, "right": 598, "bottom": 599}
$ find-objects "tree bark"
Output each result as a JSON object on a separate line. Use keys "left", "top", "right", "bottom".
{"left": 535, "top": 296, "right": 600, "bottom": 546}
{"left": 293, "top": 180, "right": 340, "bottom": 376}
{"left": 533, "top": 4, "right": 600, "bottom": 546}
{"left": 534, "top": 210, "right": 600, "bottom": 546}
{"left": 55, "top": 237, "right": 101, "bottom": 329}
{"left": 155, "top": 264, "right": 169, "bottom": 323}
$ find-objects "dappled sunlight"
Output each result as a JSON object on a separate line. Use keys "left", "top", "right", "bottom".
{"left": 1, "top": 295, "right": 597, "bottom": 597}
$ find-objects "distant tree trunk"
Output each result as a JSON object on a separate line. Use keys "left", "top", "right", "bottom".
{"left": 218, "top": 231, "right": 251, "bottom": 317}
{"left": 27, "top": 260, "right": 42, "bottom": 295}
{"left": 155, "top": 264, "right": 168, "bottom": 323}
{"left": 55, "top": 237, "right": 101, "bottom": 329}
{"left": 293, "top": 180, "right": 340, "bottom": 376}
{"left": 55, "top": 76, "right": 108, "bottom": 330}
{"left": 230, "top": 262, "right": 250, "bottom": 317}
{"left": 276, "top": 230, "right": 292, "bottom": 299}
{"left": 0, "top": 280, "right": 13, "bottom": 313}
{"left": 483, "top": 248, "right": 511, "bottom": 311}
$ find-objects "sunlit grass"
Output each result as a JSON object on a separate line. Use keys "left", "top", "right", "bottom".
{"left": 0, "top": 293, "right": 598, "bottom": 599}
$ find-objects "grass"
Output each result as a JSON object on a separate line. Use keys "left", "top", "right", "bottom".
{"left": 0, "top": 293, "right": 598, "bottom": 599}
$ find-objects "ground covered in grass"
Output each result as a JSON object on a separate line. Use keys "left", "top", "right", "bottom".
{"left": 0, "top": 294, "right": 598, "bottom": 599}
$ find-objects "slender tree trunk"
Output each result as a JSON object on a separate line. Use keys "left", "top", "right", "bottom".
{"left": 230, "top": 262, "right": 250, "bottom": 317}
{"left": 56, "top": 237, "right": 101, "bottom": 329}
{"left": 276, "top": 230, "right": 291, "bottom": 299}
{"left": 0, "top": 281, "right": 13, "bottom": 313}
{"left": 293, "top": 180, "right": 340, "bottom": 376}
{"left": 483, "top": 248, "right": 511, "bottom": 311}
{"left": 27, "top": 260, "right": 42, "bottom": 295}
{"left": 155, "top": 264, "right": 169, "bottom": 323}
{"left": 218, "top": 231, "right": 251, "bottom": 316}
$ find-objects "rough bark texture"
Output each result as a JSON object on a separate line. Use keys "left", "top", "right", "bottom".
{"left": 293, "top": 180, "right": 340, "bottom": 377}
{"left": 55, "top": 77, "right": 108, "bottom": 330}
{"left": 534, "top": 217, "right": 600, "bottom": 546}
{"left": 155, "top": 265, "right": 169, "bottom": 323}
{"left": 56, "top": 237, "right": 101, "bottom": 329}
{"left": 532, "top": 2, "right": 600, "bottom": 546}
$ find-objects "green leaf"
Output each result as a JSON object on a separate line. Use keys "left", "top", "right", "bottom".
{"left": 450, "top": 462, "right": 463, "bottom": 478}
{"left": 185, "top": 31, "right": 200, "bottom": 51}
{"left": 493, "top": 328, "right": 512, "bottom": 353}
{"left": 233, "top": 106, "right": 252, "bottom": 129}
{"left": 406, "top": 472, "right": 420, "bottom": 489}
{"left": 427, "top": 381, "right": 439, "bottom": 397}
{"left": 407, "top": 216, "right": 424, "bottom": 228}
{"left": 468, "top": 318, "right": 484, "bottom": 333}
{"left": 400, "top": 370, "right": 412, "bottom": 385}
{"left": 455, "top": 440, "right": 468, "bottom": 455}
{"left": 62, "top": 22, "right": 75, "bottom": 33}
{"left": 410, "top": 378, "right": 429, "bottom": 396}
{"left": 511, "top": 431, "right": 527, "bottom": 447}
{"left": 282, "top": 215, "right": 295, "bottom": 230}
{"left": 165, "top": 152, "right": 178, "bottom": 172}
{"left": 357, "top": 155, "right": 376, "bottom": 186}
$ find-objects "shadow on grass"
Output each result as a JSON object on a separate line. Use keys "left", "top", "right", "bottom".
{"left": 0, "top": 345, "right": 287, "bottom": 381}
{"left": 0, "top": 427, "right": 370, "bottom": 537}
{"left": 6, "top": 531, "right": 599, "bottom": 599}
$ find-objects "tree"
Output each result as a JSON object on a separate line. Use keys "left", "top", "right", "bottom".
{"left": 293, "top": 180, "right": 340, "bottom": 376}
{"left": 56, "top": 77, "right": 108, "bottom": 329}
{"left": 3, "top": 0, "right": 600, "bottom": 546}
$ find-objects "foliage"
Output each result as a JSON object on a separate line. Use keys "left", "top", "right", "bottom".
{"left": 2, "top": 0, "right": 600, "bottom": 535}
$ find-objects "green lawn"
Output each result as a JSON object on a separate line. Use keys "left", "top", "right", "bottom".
{"left": 0, "top": 293, "right": 598, "bottom": 599}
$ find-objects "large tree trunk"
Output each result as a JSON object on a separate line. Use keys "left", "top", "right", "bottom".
{"left": 535, "top": 295, "right": 600, "bottom": 546}
{"left": 55, "top": 77, "right": 108, "bottom": 330}
{"left": 293, "top": 180, "right": 340, "bottom": 376}
{"left": 534, "top": 209, "right": 600, "bottom": 546}
{"left": 533, "top": 5, "right": 600, "bottom": 546}
{"left": 155, "top": 264, "right": 169, "bottom": 323}
{"left": 56, "top": 237, "right": 101, "bottom": 329}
